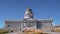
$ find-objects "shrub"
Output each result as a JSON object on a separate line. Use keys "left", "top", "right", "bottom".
{"left": 0, "top": 31, "right": 9, "bottom": 34}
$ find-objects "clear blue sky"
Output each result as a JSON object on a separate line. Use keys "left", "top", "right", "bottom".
{"left": 0, "top": 0, "right": 60, "bottom": 28}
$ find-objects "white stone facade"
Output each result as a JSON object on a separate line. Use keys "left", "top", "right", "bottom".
{"left": 4, "top": 7, "right": 53, "bottom": 32}
{"left": 5, "top": 20, "right": 53, "bottom": 32}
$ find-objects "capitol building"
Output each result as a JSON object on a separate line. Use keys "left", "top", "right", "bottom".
{"left": 4, "top": 8, "right": 53, "bottom": 32}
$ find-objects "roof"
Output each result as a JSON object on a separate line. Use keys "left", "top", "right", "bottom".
{"left": 5, "top": 19, "right": 53, "bottom": 23}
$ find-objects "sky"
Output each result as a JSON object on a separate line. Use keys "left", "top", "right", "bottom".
{"left": 0, "top": 0, "right": 60, "bottom": 28}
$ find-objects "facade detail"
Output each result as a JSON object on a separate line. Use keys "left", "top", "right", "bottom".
{"left": 5, "top": 7, "right": 53, "bottom": 32}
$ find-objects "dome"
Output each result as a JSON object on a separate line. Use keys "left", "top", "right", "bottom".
{"left": 24, "top": 7, "right": 34, "bottom": 19}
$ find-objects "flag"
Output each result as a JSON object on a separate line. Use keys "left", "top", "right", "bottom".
{"left": 29, "top": 13, "right": 33, "bottom": 16}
